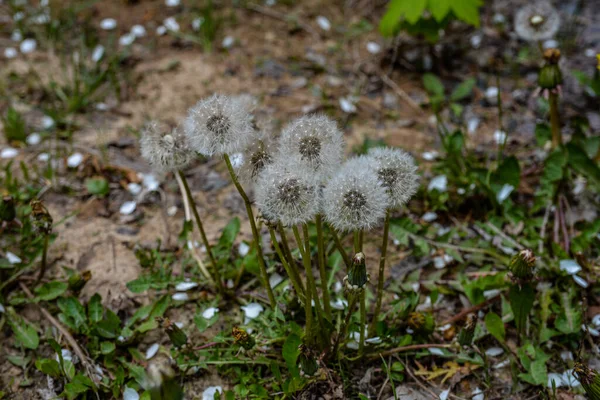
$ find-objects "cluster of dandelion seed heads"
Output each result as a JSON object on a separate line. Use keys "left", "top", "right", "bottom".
{"left": 255, "top": 158, "right": 319, "bottom": 226}
{"left": 514, "top": 2, "right": 560, "bottom": 42}
{"left": 367, "top": 147, "right": 419, "bottom": 209}
{"left": 322, "top": 157, "right": 389, "bottom": 232}
{"left": 278, "top": 115, "right": 344, "bottom": 181}
{"left": 184, "top": 94, "right": 254, "bottom": 156}
{"left": 140, "top": 121, "right": 193, "bottom": 172}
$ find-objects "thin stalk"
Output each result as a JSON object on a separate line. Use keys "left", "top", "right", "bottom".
{"left": 36, "top": 235, "right": 49, "bottom": 283}
{"left": 278, "top": 223, "right": 296, "bottom": 269}
{"left": 268, "top": 227, "right": 305, "bottom": 301}
{"left": 353, "top": 230, "right": 362, "bottom": 253}
{"left": 549, "top": 92, "right": 562, "bottom": 148}
{"left": 496, "top": 74, "right": 507, "bottom": 162}
{"left": 178, "top": 170, "right": 224, "bottom": 295}
{"left": 359, "top": 290, "right": 366, "bottom": 356}
{"left": 223, "top": 154, "right": 276, "bottom": 309}
{"left": 316, "top": 215, "right": 332, "bottom": 319}
{"left": 330, "top": 228, "right": 351, "bottom": 267}
{"left": 369, "top": 209, "right": 390, "bottom": 336}
{"left": 333, "top": 293, "right": 357, "bottom": 355}
{"left": 292, "top": 225, "right": 313, "bottom": 343}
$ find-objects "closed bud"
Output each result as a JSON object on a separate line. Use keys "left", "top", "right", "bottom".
{"left": 344, "top": 252, "right": 369, "bottom": 291}
{"left": 0, "top": 196, "right": 16, "bottom": 222}
{"left": 297, "top": 344, "right": 319, "bottom": 377}
{"left": 159, "top": 317, "right": 188, "bottom": 348}
{"left": 68, "top": 270, "right": 91, "bottom": 294}
{"left": 538, "top": 64, "right": 563, "bottom": 90}
{"left": 458, "top": 314, "right": 477, "bottom": 347}
{"left": 30, "top": 200, "right": 52, "bottom": 235}
{"left": 509, "top": 249, "right": 536, "bottom": 280}
{"left": 574, "top": 363, "right": 600, "bottom": 400}
{"left": 232, "top": 327, "right": 255, "bottom": 350}
{"left": 407, "top": 312, "right": 435, "bottom": 335}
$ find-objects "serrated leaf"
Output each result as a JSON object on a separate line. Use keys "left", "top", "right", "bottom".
{"left": 379, "top": 0, "right": 406, "bottom": 37}
{"left": 530, "top": 359, "right": 548, "bottom": 386}
{"left": 450, "top": 78, "right": 476, "bottom": 101}
{"left": 282, "top": 333, "right": 301, "bottom": 378}
{"left": 7, "top": 318, "right": 39, "bottom": 350}
{"left": 428, "top": 0, "right": 451, "bottom": 21}
{"left": 450, "top": 0, "right": 482, "bottom": 26}
{"left": 404, "top": 0, "right": 426, "bottom": 24}
{"left": 34, "top": 281, "right": 68, "bottom": 301}
{"left": 88, "top": 293, "right": 103, "bottom": 323}
{"left": 484, "top": 312, "right": 505, "bottom": 343}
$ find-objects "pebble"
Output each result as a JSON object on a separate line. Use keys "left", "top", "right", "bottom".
{"left": 222, "top": 36, "right": 235, "bottom": 48}
{"left": 26, "top": 133, "right": 41, "bottom": 145}
{"left": 4, "top": 47, "right": 17, "bottom": 58}
{"left": 67, "top": 152, "right": 83, "bottom": 168}
{"left": 20, "top": 39, "right": 37, "bottom": 54}
{"left": 366, "top": 41, "right": 381, "bottom": 54}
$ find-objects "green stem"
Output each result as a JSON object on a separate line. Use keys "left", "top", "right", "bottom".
{"left": 370, "top": 209, "right": 390, "bottom": 336}
{"left": 223, "top": 154, "right": 276, "bottom": 309}
{"left": 278, "top": 223, "right": 296, "bottom": 269}
{"left": 36, "top": 234, "right": 49, "bottom": 284}
{"left": 333, "top": 293, "right": 357, "bottom": 356}
{"left": 359, "top": 290, "right": 366, "bottom": 356}
{"left": 549, "top": 92, "right": 562, "bottom": 149}
{"left": 353, "top": 230, "right": 362, "bottom": 253}
{"left": 496, "top": 74, "right": 507, "bottom": 162}
{"left": 316, "top": 215, "right": 332, "bottom": 319}
{"left": 178, "top": 170, "right": 223, "bottom": 294}
{"left": 291, "top": 226, "right": 313, "bottom": 342}
{"left": 268, "top": 227, "right": 305, "bottom": 301}
{"left": 330, "top": 228, "right": 351, "bottom": 267}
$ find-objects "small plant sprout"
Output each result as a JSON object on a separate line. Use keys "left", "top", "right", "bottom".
{"left": 30, "top": 199, "right": 52, "bottom": 283}
{"left": 344, "top": 252, "right": 368, "bottom": 355}
{"left": 297, "top": 344, "right": 319, "bottom": 377}
{"left": 574, "top": 363, "right": 600, "bottom": 400}
{"left": 366, "top": 147, "right": 419, "bottom": 336}
{"left": 514, "top": 1, "right": 560, "bottom": 44}
{"left": 538, "top": 48, "right": 564, "bottom": 148}
{"left": 458, "top": 314, "right": 477, "bottom": 347}
{"left": 278, "top": 115, "right": 344, "bottom": 182}
{"left": 140, "top": 121, "right": 224, "bottom": 294}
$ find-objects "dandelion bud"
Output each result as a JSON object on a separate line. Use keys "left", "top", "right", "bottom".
{"left": 159, "top": 317, "right": 188, "bottom": 348}
{"left": 184, "top": 94, "right": 254, "bottom": 156}
{"left": 458, "top": 314, "right": 477, "bottom": 347}
{"left": 407, "top": 312, "right": 435, "bottom": 335}
{"left": 323, "top": 157, "right": 389, "bottom": 232}
{"left": 140, "top": 121, "right": 193, "bottom": 172}
{"left": 68, "top": 270, "right": 91, "bottom": 294}
{"left": 344, "top": 252, "right": 369, "bottom": 291}
{"left": 278, "top": 115, "right": 344, "bottom": 182}
{"left": 509, "top": 249, "right": 536, "bottom": 281}
{"left": 0, "top": 195, "right": 16, "bottom": 222}
{"left": 538, "top": 49, "right": 563, "bottom": 90}
{"left": 574, "top": 363, "right": 600, "bottom": 400}
{"left": 255, "top": 157, "right": 319, "bottom": 226}
{"left": 297, "top": 344, "right": 319, "bottom": 377}
{"left": 367, "top": 147, "right": 419, "bottom": 209}
{"left": 232, "top": 327, "right": 255, "bottom": 350}
{"left": 514, "top": 2, "right": 560, "bottom": 42}
{"left": 30, "top": 200, "right": 52, "bottom": 235}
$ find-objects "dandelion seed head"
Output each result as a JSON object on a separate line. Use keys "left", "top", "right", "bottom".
{"left": 323, "top": 157, "right": 389, "bottom": 232}
{"left": 140, "top": 121, "right": 193, "bottom": 172}
{"left": 514, "top": 2, "right": 560, "bottom": 42}
{"left": 255, "top": 157, "right": 319, "bottom": 226}
{"left": 367, "top": 147, "right": 419, "bottom": 209}
{"left": 279, "top": 115, "right": 344, "bottom": 181}
{"left": 184, "top": 94, "right": 254, "bottom": 156}
{"left": 235, "top": 131, "right": 277, "bottom": 184}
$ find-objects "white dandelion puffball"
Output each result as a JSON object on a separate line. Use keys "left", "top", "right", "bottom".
{"left": 278, "top": 115, "right": 344, "bottom": 182}
{"left": 255, "top": 157, "right": 320, "bottom": 226}
{"left": 323, "top": 157, "right": 389, "bottom": 232}
{"left": 184, "top": 94, "right": 254, "bottom": 156}
{"left": 235, "top": 131, "right": 276, "bottom": 184}
{"left": 514, "top": 2, "right": 560, "bottom": 42}
{"left": 140, "top": 121, "right": 193, "bottom": 172}
{"left": 367, "top": 147, "right": 419, "bottom": 209}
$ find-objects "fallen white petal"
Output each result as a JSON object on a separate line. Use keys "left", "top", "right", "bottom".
{"left": 493, "top": 359, "right": 510, "bottom": 369}
{"left": 156, "top": 26, "right": 167, "bottom": 36}
{"left": 330, "top": 298, "right": 348, "bottom": 310}
{"left": 192, "top": 17, "right": 204, "bottom": 31}
{"left": 67, "top": 152, "right": 83, "bottom": 168}
{"left": 145, "top": 343, "right": 159, "bottom": 360}
{"left": 175, "top": 322, "right": 184, "bottom": 329}
{"left": 429, "top": 348, "right": 445, "bottom": 356}
{"left": 91, "top": 45, "right": 104, "bottom": 63}
{"left": 202, "top": 386, "right": 222, "bottom": 400}
{"left": 543, "top": 39, "right": 559, "bottom": 50}
{"left": 496, "top": 184, "right": 514, "bottom": 203}
{"left": 547, "top": 372, "right": 565, "bottom": 388}
{"left": 41, "top": 116, "right": 54, "bottom": 129}
{"left": 123, "top": 387, "right": 140, "bottom": 400}
{"left": 592, "top": 314, "right": 600, "bottom": 327}
{"left": 7, "top": 252, "right": 22, "bottom": 264}
{"left": 562, "top": 369, "right": 580, "bottom": 387}
{"left": 165, "top": 0, "right": 180, "bottom": 6}
{"left": 1, "top": 148, "right": 18, "bottom": 159}
{"left": 471, "top": 387, "right": 484, "bottom": 400}
{"left": 14, "top": 12, "right": 25, "bottom": 22}
{"left": 439, "top": 389, "right": 450, "bottom": 400}
{"left": 333, "top": 281, "right": 343, "bottom": 293}
{"left": 142, "top": 174, "right": 160, "bottom": 191}
{"left": 485, "top": 347, "right": 504, "bottom": 356}
{"left": 241, "top": 303, "right": 264, "bottom": 321}
{"left": 100, "top": 18, "right": 117, "bottom": 30}
{"left": 467, "top": 118, "right": 480, "bottom": 134}
{"left": 559, "top": 259, "right": 581, "bottom": 275}
{"left": 428, "top": 175, "right": 447, "bottom": 192}
{"left": 483, "top": 289, "right": 500, "bottom": 299}
{"left": 422, "top": 211, "right": 437, "bottom": 222}
{"left": 26, "top": 133, "right": 41, "bottom": 145}
{"left": 366, "top": 41, "right": 381, "bottom": 54}
{"left": 339, "top": 97, "right": 357, "bottom": 113}
{"left": 493, "top": 130, "right": 507, "bottom": 144}
{"left": 131, "top": 24, "right": 146, "bottom": 38}
{"left": 172, "top": 292, "right": 188, "bottom": 301}
{"left": 202, "top": 307, "right": 219, "bottom": 319}
{"left": 238, "top": 242, "right": 250, "bottom": 256}
{"left": 119, "top": 33, "right": 135, "bottom": 46}
{"left": 175, "top": 281, "right": 198, "bottom": 291}
{"left": 485, "top": 86, "right": 499, "bottom": 101}
{"left": 0, "top": 304, "right": 5, "bottom": 313}
{"left": 11, "top": 30, "right": 23, "bottom": 42}
{"left": 316, "top": 16, "right": 331, "bottom": 31}
{"left": 119, "top": 201, "right": 137, "bottom": 216}
{"left": 38, "top": 153, "right": 50, "bottom": 162}
{"left": 4, "top": 47, "right": 17, "bottom": 58}
{"left": 269, "top": 273, "right": 284, "bottom": 288}
{"left": 127, "top": 182, "right": 142, "bottom": 195}
{"left": 573, "top": 275, "right": 588, "bottom": 288}
{"left": 222, "top": 36, "right": 234, "bottom": 48}
{"left": 365, "top": 336, "right": 382, "bottom": 344}
{"left": 422, "top": 151, "right": 439, "bottom": 161}
{"left": 471, "top": 34, "right": 482, "bottom": 49}
{"left": 164, "top": 17, "right": 180, "bottom": 32}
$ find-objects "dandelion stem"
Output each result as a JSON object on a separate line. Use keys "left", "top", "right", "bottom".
{"left": 359, "top": 289, "right": 366, "bottom": 356}
{"left": 549, "top": 92, "right": 562, "bottom": 148}
{"left": 330, "top": 228, "right": 351, "bottom": 267}
{"left": 223, "top": 154, "right": 276, "bottom": 309}
{"left": 353, "top": 230, "right": 362, "bottom": 253}
{"left": 177, "top": 170, "right": 224, "bottom": 295}
{"left": 277, "top": 223, "right": 302, "bottom": 283}
{"left": 333, "top": 293, "right": 357, "bottom": 356}
{"left": 370, "top": 209, "right": 390, "bottom": 336}
{"left": 36, "top": 234, "right": 49, "bottom": 284}
{"left": 268, "top": 227, "right": 305, "bottom": 301}
{"left": 316, "top": 215, "right": 332, "bottom": 319}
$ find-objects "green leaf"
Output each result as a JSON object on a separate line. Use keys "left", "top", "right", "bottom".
{"left": 34, "top": 281, "right": 68, "bottom": 301}
{"left": 509, "top": 284, "right": 535, "bottom": 334}
{"left": 450, "top": 78, "right": 476, "bottom": 101}
{"left": 566, "top": 142, "right": 600, "bottom": 186}
{"left": 57, "top": 297, "right": 87, "bottom": 332}
{"left": 403, "top": 0, "right": 426, "bottom": 24}
{"left": 218, "top": 217, "right": 241, "bottom": 250}
{"left": 555, "top": 292, "right": 582, "bottom": 335}
{"left": 88, "top": 293, "right": 103, "bottom": 323}
{"left": 35, "top": 359, "right": 62, "bottom": 378}
{"left": 85, "top": 177, "right": 110, "bottom": 197}
{"left": 450, "top": 0, "right": 482, "bottom": 26}
{"left": 534, "top": 123, "right": 551, "bottom": 146}
{"left": 530, "top": 359, "right": 548, "bottom": 386}
{"left": 94, "top": 309, "right": 121, "bottom": 339}
{"left": 148, "top": 295, "right": 170, "bottom": 319}
{"left": 379, "top": 0, "right": 427, "bottom": 36}
{"left": 423, "top": 73, "right": 444, "bottom": 96}
{"left": 484, "top": 312, "right": 505, "bottom": 343}
{"left": 493, "top": 156, "right": 521, "bottom": 187}
{"left": 7, "top": 354, "right": 30, "bottom": 368}
{"left": 7, "top": 318, "right": 39, "bottom": 350}
{"left": 101, "top": 341, "right": 116, "bottom": 355}
{"left": 428, "top": 0, "right": 451, "bottom": 22}
{"left": 126, "top": 277, "right": 151, "bottom": 293}
{"left": 282, "top": 333, "right": 302, "bottom": 378}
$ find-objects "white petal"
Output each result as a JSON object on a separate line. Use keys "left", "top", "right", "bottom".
{"left": 192, "top": 17, "right": 204, "bottom": 31}
{"left": 428, "top": 175, "right": 447, "bottom": 192}
{"left": 592, "top": 314, "right": 600, "bottom": 327}
{"left": 365, "top": 336, "right": 382, "bottom": 344}
{"left": 202, "top": 386, "right": 223, "bottom": 400}
{"left": 485, "top": 347, "right": 504, "bottom": 356}
{"left": 171, "top": 292, "right": 189, "bottom": 301}
{"left": 142, "top": 174, "right": 160, "bottom": 191}
{"left": 42, "top": 116, "right": 54, "bottom": 129}
{"left": 366, "top": 42, "right": 381, "bottom": 54}
{"left": 493, "top": 130, "right": 507, "bottom": 144}
{"left": 543, "top": 39, "right": 559, "bottom": 50}
{"left": 123, "top": 387, "right": 140, "bottom": 400}
{"left": 1, "top": 148, "right": 19, "bottom": 159}
{"left": 422, "top": 151, "right": 439, "bottom": 161}
{"left": 222, "top": 36, "right": 234, "bottom": 48}
{"left": 439, "top": 389, "right": 450, "bottom": 400}
{"left": 175, "top": 322, "right": 184, "bottom": 329}
{"left": 20, "top": 38, "right": 37, "bottom": 54}
{"left": 67, "top": 152, "right": 83, "bottom": 168}
{"left": 422, "top": 212, "right": 437, "bottom": 222}
{"left": 470, "top": 34, "right": 482, "bottom": 49}
{"left": 316, "top": 16, "right": 330, "bottom": 31}
{"left": 100, "top": 18, "right": 117, "bottom": 30}
{"left": 573, "top": 275, "right": 588, "bottom": 288}
{"left": 175, "top": 281, "right": 198, "bottom": 291}
{"left": 339, "top": 97, "right": 357, "bottom": 113}
{"left": 119, "top": 201, "right": 137, "bottom": 215}
{"left": 562, "top": 370, "right": 580, "bottom": 387}
{"left": 0, "top": 304, "right": 5, "bottom": 313}
{"left": 156, "top": 26, "right": 167, "bottom": 36}
{"left": 547, "top": 372, "right": 565, "bottom": 388}
{"left": 38, "top": 153, "right": 50, "bottom": 162}
{"left": 330, "top": 298, "right": 348, "bottom": 310}
{"left": 467, "top": 118, "right": 480, "bottom": 134}
{"left": 92, "top": 45, "right": 104, "bottom": 63}
{"left": 131, "top": 25, "right": 146, "bottom": 38}
{"left": 493, "top": 359, "right": 510, "bottom": 369}
{"left": 26, "top": 133, "right": 41, "bottom": 145}
{"left": 145, "top": 343, "right": 159, "bottom": 360}
{"left": 429, "top": 348, "right": 445, "bottom": 356}
{"left": 119, "top": 33, "right": 135, "bottom": 46}
{"left": 6, "top": 252, "right": 22, "bottom": 264}
{"left": 559, "top": 259, "right": 581, "bottom": 275}
{"left": 202, "top": 307, "right": 219, "bottom": 319}
{"left": 241, "top": 303, "right": 264, "bottom": 320}
{"left": 127, "top": 183, "right": 142, "bottom": 195}
{"left": 471, "top": 387, "right": 484, "bottom": 400}
{"left": 238, "top": 242, "right": 250, "bottom": 256}
{"left": 11, "top": 30, "right": 23, "bottom": 42}
{"left": 269, "top": 273, "right": 284, "bottom": 288}
{"left": 485, "top": 86, "right": 499, "bottom": 101}
{"left": 4, "top": 47, "right": 18, "bottom": 58}
{"left": 165, "top": 0, "right": 180, "bottom": 6}
{"left": 496, "top": 184, "right": 514, "bottom": 203}
{"left": 483, "top": 289, "right": 500, "bottom": 299}
{"left": 163, "top": 17, "right": 180, "bottom": 32}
